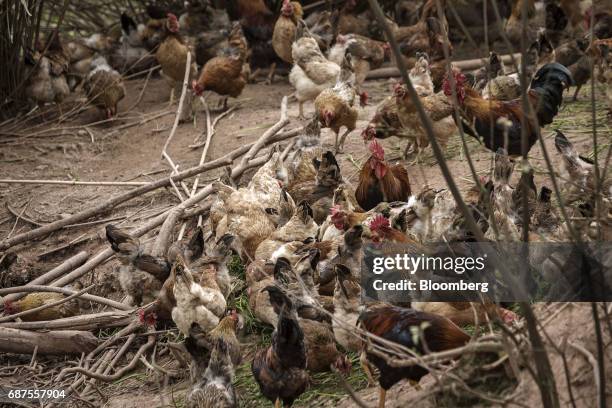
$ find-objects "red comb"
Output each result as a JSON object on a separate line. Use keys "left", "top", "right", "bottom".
{"left": 368, "top": 214, "right": 390, "bottom": 231}
{"left": 368, "top": 140, "right": 385, "bottom": 160}
{"left": 331, "top": 204, "right": 342, "bottom": 216}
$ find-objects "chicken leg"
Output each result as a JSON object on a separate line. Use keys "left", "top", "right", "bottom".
{"left": 266, "top": 62, "right": 277, "bottom": 85}
{"left": 337, "top": 128, "right": 352, "bottom": 153}
{"left": 274, "top": 398, "right": 281, "bottom": 408}
{"left": 378, "top": 387, "right": 386, "bottom": 408}
{"left": 298, "top": 101, "right": 305, "bottom": 120}
{"left": 360, "top": 350, "right": 375, "bottom": 386}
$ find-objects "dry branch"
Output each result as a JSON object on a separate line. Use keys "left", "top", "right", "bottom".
{"left": 0, "top": 311, "right": 132, "bottom": 331}
{"left": 0, "top": 328, "right": 99, "bottom": 355}
{"left": 368, "top": 340, "right": 504, "bottom": 368}
{"left": 59, "top": 335, "right": 155, "bottom": 382}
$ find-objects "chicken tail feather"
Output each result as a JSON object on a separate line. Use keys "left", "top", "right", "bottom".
{"left": 530, "top": 63, "right": 573, "bottom": 125}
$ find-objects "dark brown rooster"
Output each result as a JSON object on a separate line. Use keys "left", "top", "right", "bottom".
{"left": 356, "top": 140, "right": 411, "bottom": 211}
{"left": 252, "top": 285, "right": 309, "bottom": 407}
{"left": 359, "top": 303, "right": 470, "bottom": 408}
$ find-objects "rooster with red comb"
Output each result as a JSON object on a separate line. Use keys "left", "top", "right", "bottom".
{"left": 356, "top": 140, "right": 411, "bottom": 211}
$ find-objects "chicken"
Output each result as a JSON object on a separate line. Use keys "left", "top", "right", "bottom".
{"left": 544, "top": 3, "right": 570, "bottom": 47}
{"left": 512, "top": 167, "right": 538, "bottom": 227}
{"left": 591, "top": 38, "right": 612, "bottom": 115}
{"left": 83, "top": 56, "right": 125, "bottom": 119}
{"left": 187, "top": 310, "right": 243, "bottom": 368}
{"left": 504, "top": 0, "right": 536, "bottom": 44}
{"left": 195, "top": 29, "right": 229, "bottom": 67}
{"left": 303, "top": 10, "right": 334, "bottom": 53}
{"left": 2, "top": 292, "right": 79, "bottom": 321}
{"left": 277, "top": 253, "right": 329, "bottom": 323}
{"left": 362, "top": 95, "right": 407, "bottom": 145}
{"left": 255, "top": 201, "right": 318, "bottom": 261}
{"left": 317, "top": 223, "right": 364, "bottom": 295}
{"left": 473, "top": 51, "right": 506, "bottom": 92}
{"left": 172, "top": 255, "right": 226, "bottom": 335}
{"left": 290, "top": 34, "right": 341, "bottom": 119}
{"left": 300, "top": 318, "right": 339, "bottom": 373}
{"left": 314, "top": 54, "right": 361, "bottom": 153}
{"left": 393, "top": 0, "right": 452, "bottom": 90}
{"left": 192, "top": 22, "right": 249, "bottom": 109}
{"left": 156, "top": 13, "right": 197, "bottom": 121}
{"left": 327, "top": 33, "right": 388, "bottom": 91}
{"left": 394, "top": 56, "right": 457, "bottom": 159}
{"left": 332, "top": 264, "right": 361, "bottom": 351}
{"left": 106, "top": 224, "right": 170, "bottom": 305}
{"left": 226, "top": 0, "right": 279, "bottom": 85}
{"left": 368, "top": 214, "right": 413, "bottom": 244}
{"left": 356, "top": 140, "right": 411, "bottom": 211}
{"left": 185, "top": 338, "right": 237, "bottom": 408}
{"left": 180, "top": 1, "right": 230, "bottom": 36}
{"left": 272, "top": 0, "right": 304, "bottom": 66}
{"left": 485, "top": 149, "right": 521, "bottom": 242}
{"left": 585, "top": 5, "right": 612, "bottom": 40}
{"left": 252, "top": 286, "right": 309, "bottom": 407}
{"left": 66, "top": 33, "right": 114, "bottom": 90}
{"left": 24, "top": 35, "right": 70, "bottom": 112}
{"left": 530, "top": 186, "right": 559, "bottom": 236}
{"left": 213, "top": 152, "right": 292, "bottom": 258}
{"left": 334, "top": 0, "right": 397, "bottom": 41}
{"left": 286, "top": 117, "right": 323, "bottom": 186}
{"left": 287, "top": 150, "right": 343, "bottom": 224}
{"left": 444, "top": 63, "right": 573, "bottom": 156}
{"left": 554, "top": 130, "right": 612, "bottom": 204}
{"left": 358, "top": 303, "right": 470, "bottom": 408}
{"left": 109, "top": 13, "right": 157, "bottom": 75}
{"left": 198, "top": 233, "right": 236, "bottom": 299}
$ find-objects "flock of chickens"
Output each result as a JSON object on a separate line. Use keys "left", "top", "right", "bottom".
{"left": 11, "top": 0, "right": 612, "bottom": 407}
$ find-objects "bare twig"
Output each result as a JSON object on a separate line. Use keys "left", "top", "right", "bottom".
{"left": 569, "top": 340, "right": 602, "bottom": 408}
{"left": 59, "top": 335, "right": 155, "bottom": 382}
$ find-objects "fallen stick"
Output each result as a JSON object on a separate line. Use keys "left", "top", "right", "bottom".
{"left": 81, "top": 334, "right": 137, "bottom": 397}
{"left": 161, "top": 51, "right": 193, "bottom": 197}
{"left": 236, "top": 96, "right": 289, "bottom": 174}
{"left": 0, "top": 251, "right": 88, "bottom": 305}
{"left": 366, "top": 53, "right": 522, "bottom": 80}
{"left": 0, "top": 328, "right": 99, "bottom": 355}
{"left": 0, "top": 311, "right": 132, "bottom": 331}
{"left": 0, "top": 284, "right": 95, "bottom": 323}
{"left": 0, "top": 285, "right": 130, "bottom": 311}
{"left": 0, "top": 127, "right": 301, "bottom": 251}
{"left": 59, "top": 335, "right": 155, "bottom": 381}
{"left": 5, "top": 202, "right": 45, "bottom": 227}
{"left": 0, "top": 179, "right": 148, "bottom": 186}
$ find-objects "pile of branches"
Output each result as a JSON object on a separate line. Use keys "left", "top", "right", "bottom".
{"left": 0, "top": 90, "right": 297, "bottom": 404}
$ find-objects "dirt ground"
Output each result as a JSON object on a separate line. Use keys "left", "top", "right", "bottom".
{"left": 0, "top": 67, "right": 610, "bottom": 407}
